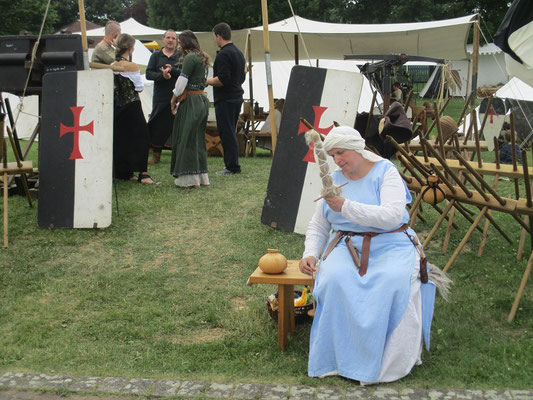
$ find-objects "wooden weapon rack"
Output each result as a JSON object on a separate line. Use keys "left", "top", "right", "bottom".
{"left": 388, "top": 93, "right": 532, "bottom": 322}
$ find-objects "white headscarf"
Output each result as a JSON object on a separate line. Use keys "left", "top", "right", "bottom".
{"left": 323, "top": 126, "right": 384, "bottom": 163}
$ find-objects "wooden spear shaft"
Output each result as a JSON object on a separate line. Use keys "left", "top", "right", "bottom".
{"left": 261, "top": 0, "right": 278, "bottom": 155}
{"left": 443, "top": 206, "right": 489, "bottom": 272}
{"left": 2, "top": 137, "right": 7, "bottom": 248}
{"left": 247, "top": 32, "right": 257, "bottom": 157}
{"left": 508, "top": 251, "right": 533, "bottom": 322}
{"left": 78, "top": 0, "right": 89, "bottom": 69}
{"left": 422, "top": 199, "right": 455, "bottom": 249}
{"left": 470, "top": 15, "right": 480, "bottom": 109}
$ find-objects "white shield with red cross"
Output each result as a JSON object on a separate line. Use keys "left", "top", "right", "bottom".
{"left": 261, "top": 65, "right": 364, "bottom": 234}
{"left": 479, "top": 97, "right": 507, "bottom": 151}
{"left": 39, "top": 69, "right": 114, "bottom": 228}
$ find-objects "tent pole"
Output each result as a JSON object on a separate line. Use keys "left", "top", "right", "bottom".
{"left": 294, "top": 35, "right": 299, "bottom": 65}
{"left": 470, "top": 14, "right": 480, "bottom": 109}
{"left": 78, "top": 0, "right": 89, "bottom": 69}
{"left": 247, "top": 32, "right": 257, "bottom": 157}
{"left": 261, "top": 0, "right": 278, "bottom": 155}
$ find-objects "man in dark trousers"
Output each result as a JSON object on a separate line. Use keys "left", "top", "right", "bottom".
{"left": 145, "top": 29, "right": 182, "bottom": 164}
{"left": 206, "top": 22, "right": 246, "bottom": 174}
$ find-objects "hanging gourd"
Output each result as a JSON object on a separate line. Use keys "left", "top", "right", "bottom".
{"left": 421, "top": 175, "right": 446, "bottom": 205}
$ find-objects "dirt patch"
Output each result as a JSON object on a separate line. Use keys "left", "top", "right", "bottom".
{"left": 231, "top": 296, "right": 247, "bottom": 312}
{"left": 168, "top": 327, "right": 226, "bottom": 345}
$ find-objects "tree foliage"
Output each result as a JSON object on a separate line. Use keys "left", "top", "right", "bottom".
{"left": 146, "top": 0, "right": 342, "bottom": 32}
{"left": 146, "top": 0, "right": 509, "bottom": 41}
{"left": 0, "top": 0, "right": 510, "bottom": 42}
{"left": 0, "top": 0, "right": 134, "bottom": 35}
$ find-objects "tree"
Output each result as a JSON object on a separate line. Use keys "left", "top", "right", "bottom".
{"left": 124, "top": 0, "right": 148, "bottom": 25}
{"left": 0, "top": 0, "right": 59, "bottom": 35}
{"left": 84, "top": 0, "right": 134, "bottom": 25}
{"left": 340, "top": 0, "right": 510, "bottom": 40}
{"left": 0, "top": 0, "right": 135, "bottom": 36}
{"left": 146, "top": 0, "right": 346, "bottom": 31}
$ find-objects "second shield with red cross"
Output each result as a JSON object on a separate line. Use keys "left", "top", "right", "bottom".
{"left": 39, "top": 69, "right": 114, "bottom": 228}
{"left": 261, "top": 65, "right": 364, "bottom": 234}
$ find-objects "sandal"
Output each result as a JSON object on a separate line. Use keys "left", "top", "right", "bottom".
{"left": 138, "top": 173, "right": 159, "bottom": 185}
{"left": 129, "top": 175, "right": 138, "bottom": 182}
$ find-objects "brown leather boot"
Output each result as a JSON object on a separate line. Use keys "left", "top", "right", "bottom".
{"left": 148, "top": 151, "right": 161, "bottom": 164}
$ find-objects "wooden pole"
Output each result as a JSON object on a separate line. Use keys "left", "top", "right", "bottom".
{"left": 2, "top": 137, "right": 7, "bottom": 248}
{"left": 247, "top": 32, "right": 257, "bottom": 157}
{"left": 508, "top": 251, "right": 533, "bottom": 322}
{"left": 443, "top": 206, "right": 489, "bottom": 272}
{"left": 78, "top": 0, "right": 89, "bottom": 69}
{"left": 261, "top": 0, "right": 278, "bottom": 155}
{"left": 470, "top": 14, "right": 480, "bottom": 109}
{"left": 478, "top": 175, "right": 499, "bottom": 257}
{"left": 423, "top": 199, "right": 455, "bottom": 249}
{"left": 294, "top": 35, "right": 299, "bottom": 65}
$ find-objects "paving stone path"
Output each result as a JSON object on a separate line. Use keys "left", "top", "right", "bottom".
{"left": 0, "top": 372, "right": 531, "bottom": 400}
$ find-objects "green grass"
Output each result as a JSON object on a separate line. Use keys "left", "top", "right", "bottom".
{"left": 0, "top": 142, "right": 531, "bottom": 390}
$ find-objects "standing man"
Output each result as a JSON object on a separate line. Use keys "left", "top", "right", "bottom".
{"left": 206, "top": 22, "right": 245, "bottom": 175}
{"left": 91, "top": 21, "right": 121, "bottom": 65}
{"left": 145, "top": 30, "right": 182, "bottom": 164}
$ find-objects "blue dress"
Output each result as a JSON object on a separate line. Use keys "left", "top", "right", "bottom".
{"left": 308, "top": 160, "right": 434, "bottom": 383}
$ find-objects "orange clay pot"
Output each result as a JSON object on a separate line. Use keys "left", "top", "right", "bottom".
{"left": 258, "top": 249, "right": 288, "bottom": 274}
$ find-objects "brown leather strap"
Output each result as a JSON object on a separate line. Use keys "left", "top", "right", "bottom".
{"left": 359, "top": 235, "right": 371, "bottom": 276}
{"left": 323, "top": 224, "right": 409, "bottom": 277}
{"left": 356, "top": 224, "right": 409, "bottom": 276}
{"left": 177, "top": 89, "right": 205, "bottom": 103}
{"left": 322, "top": 231, "right": 343, "bottom": 261}
{"left": 345, "top": 236, "right": 361, "bottom": 268}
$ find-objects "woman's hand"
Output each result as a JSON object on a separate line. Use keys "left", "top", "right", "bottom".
{"left": 299, "top": 256, "right": 317, "bottom": 276}
{"left": 325, "top": 195, "right": 345, "bottom": 212}
{"left": 170, "top": 94, "right": 178, "bottom": 115}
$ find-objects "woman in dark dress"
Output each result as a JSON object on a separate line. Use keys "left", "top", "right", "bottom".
{"left": 169, "top": 30, "right": 210, "bottom": 188}
{"left": 112, "top": 33, "right": 157, "bottom": 184}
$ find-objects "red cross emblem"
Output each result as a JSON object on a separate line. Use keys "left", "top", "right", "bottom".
{"left": 487, "top": 105, "right": 499, "bottom": 124}
{"left": 60, "top": 106, "right": 94, "bottom": 160}
{"left": 297, "top": 105, "right": 335, "bottom": 162}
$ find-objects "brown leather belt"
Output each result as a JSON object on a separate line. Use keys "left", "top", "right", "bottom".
{"left": 177, "top": 89, "right": 205, "bottom": 103}
{"left": 322, "top": 224, "right": 409, "bottom": 277}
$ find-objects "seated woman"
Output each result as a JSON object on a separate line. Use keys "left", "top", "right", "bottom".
{"left": 112, "top": 33, "right": 156, "bottom": 184}
{"left": 299, "top": 126, "right": 441, "bottom": 384}
{"left": 170, "top": 30, "right": 210, "bottom": 188}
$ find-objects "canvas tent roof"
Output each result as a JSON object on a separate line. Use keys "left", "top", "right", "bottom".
{"left": 85, "top": 17, "right": 166, "bottom": 40}
{"left": 496, "top": 77, "right": 533, "bottom": 101}
{"left": 196, "top": 14, "right": 477, "bottom": 62}
{"left": 86, "top": 15, "right": 477, "bottom": 62}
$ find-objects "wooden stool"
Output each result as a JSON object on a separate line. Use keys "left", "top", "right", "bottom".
{"left": 248, "top": 261, "right": 313, "bottom": 350}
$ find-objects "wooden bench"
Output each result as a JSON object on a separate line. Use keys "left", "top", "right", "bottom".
{"left": 248, "top": 260, "right": 313, "bottom": 350}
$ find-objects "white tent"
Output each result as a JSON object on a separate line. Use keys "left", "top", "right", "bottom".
{"left": 451, "top": 43, "right": 509, "bottom": 97}
{"left": 85, "top": 15, "right": 477, "bottom": 62}
{"left": 496, "top": 76, "right": 533, "bottom": 101}
{"left": 85, "top": 17, "right": 166, "bottom": 41}
{"left": 243, "top": 60, "right": 379, "bottom": 114}
{"left": 196, "top": 14, "right": 477, "bottom": 63}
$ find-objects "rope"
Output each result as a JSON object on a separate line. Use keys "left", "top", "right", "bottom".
{"left": 286, "top": 0, "right": 312, "bottom": 66}
{"left": 7, "top": 0, "right": 52, "bottom": 138}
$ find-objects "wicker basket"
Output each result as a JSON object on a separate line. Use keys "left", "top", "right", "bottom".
{"left": 267, "top": 290, "right": 314, "bottom": 323}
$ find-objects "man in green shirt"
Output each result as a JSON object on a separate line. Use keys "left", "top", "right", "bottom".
{"left": 91, "top": 21, "right": 121, "bottom": 65}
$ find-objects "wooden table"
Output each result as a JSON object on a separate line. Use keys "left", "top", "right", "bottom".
{"left": 248, "top": 260, "right": 314, "bottom": 350}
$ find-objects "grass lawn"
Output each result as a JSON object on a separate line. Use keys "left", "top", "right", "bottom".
{"left": 0, "top": 116, "right": 531, "bottom": 390}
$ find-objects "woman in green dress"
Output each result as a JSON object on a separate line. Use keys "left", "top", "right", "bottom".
{"left": 170, "top": 30, "right": 210, "bottom": 188}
